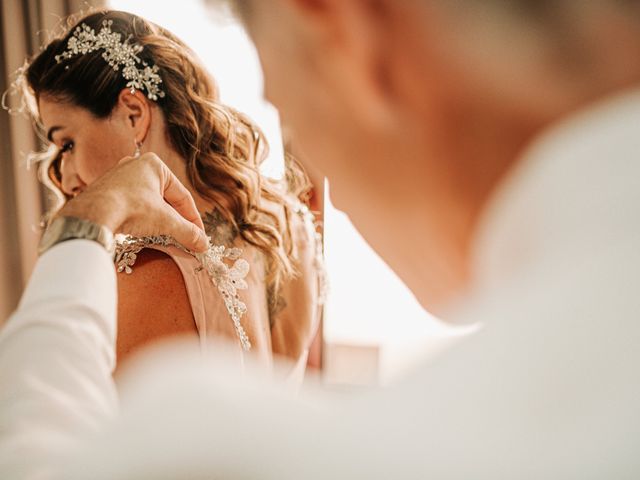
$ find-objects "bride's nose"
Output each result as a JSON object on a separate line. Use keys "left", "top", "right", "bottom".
{"left": 59, "top": 157, "right": 85, "bottom": 197}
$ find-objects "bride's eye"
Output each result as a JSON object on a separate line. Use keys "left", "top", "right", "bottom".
{"left": 59, "top": 141, "right": 74, "bottom": 154}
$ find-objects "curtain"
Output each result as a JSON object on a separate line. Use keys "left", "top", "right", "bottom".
{"left": 0, "top": 0, "right": 104, "bottom": 322}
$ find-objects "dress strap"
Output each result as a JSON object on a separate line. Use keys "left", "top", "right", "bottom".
{"left": 114, "top": 234, "right": 253, "bottom": 351}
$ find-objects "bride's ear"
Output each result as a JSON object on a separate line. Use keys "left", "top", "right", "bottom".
{"left": 116, "top": 89, "right": 152, "bottom": 143}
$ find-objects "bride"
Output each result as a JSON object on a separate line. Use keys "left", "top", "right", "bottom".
{"left": 17, "top": 9, "right": 325, "bottom": 377}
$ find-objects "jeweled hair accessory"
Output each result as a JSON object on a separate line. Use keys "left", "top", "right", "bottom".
{"left": 54, "top": 19, "right": 165, "bottom": 101}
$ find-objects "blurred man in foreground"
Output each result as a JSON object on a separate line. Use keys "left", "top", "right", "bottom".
{"left": 2, "top": 1, "right": 640, "bottom": 477}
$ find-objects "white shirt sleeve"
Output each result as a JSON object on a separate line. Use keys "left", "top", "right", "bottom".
{"left": 0, "top": 240, "right": 118, "bottom": 480}
{"left": 58, "top": 237, "right": 640, "bottom": 479}
{"left": 2, "top": 240, "right": 639, "bottom": 479}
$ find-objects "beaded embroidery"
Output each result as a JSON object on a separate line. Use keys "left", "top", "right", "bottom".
{"left": 295, "top": 202, "right": 329, "bottom": 306}
{"left": 114, "top": 235, "right": 252, "bottom": 350}
{"left": 114, "top": 203, "right": 327, "bottom": 352}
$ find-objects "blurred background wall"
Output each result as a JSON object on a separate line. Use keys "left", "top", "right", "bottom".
{"left": 0, "top": 1, "right": 104, "bottom": 322}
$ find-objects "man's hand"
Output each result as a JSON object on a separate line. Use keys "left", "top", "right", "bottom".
{"left": 60, "top": 153, "right": 208, "bottom": 252}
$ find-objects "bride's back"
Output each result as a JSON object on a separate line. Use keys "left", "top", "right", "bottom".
{"left": 17, "top": 9, "right": 324, "bottom": 375}
{"left": 115, "top": 195, "right": 324, "bottom": 373}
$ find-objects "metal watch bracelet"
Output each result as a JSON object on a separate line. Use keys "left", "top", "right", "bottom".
{"left": 38, "top": 216, "right": 116, "bottom": 258}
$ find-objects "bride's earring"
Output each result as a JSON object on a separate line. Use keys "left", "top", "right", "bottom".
{"left": 133, "top": 140, "right": 142, "bottom": 158}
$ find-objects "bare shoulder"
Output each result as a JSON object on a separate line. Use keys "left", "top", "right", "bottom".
{"left": 116, "top": 248, "right": 197, "bottom": 366}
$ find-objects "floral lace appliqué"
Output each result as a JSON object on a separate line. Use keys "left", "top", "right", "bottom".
{"left": 114, "top": 235, "right": 252, "bottom": 351}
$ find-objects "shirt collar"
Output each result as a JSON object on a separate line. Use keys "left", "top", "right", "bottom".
{"left": 468, "top": 86, "right": 640, "bottom": 298}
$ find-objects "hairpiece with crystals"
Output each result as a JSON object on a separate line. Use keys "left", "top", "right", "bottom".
{"left": 54, "top": 19, "right": 165, "bottom": 101}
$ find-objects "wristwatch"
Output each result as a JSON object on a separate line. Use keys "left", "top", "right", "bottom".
{"left": 38, "top": 216, "right": 116, "bottom": 257}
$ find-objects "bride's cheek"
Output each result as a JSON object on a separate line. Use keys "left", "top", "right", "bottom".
{"left": 84, "top": 156, "right": 112, "bottom": 185}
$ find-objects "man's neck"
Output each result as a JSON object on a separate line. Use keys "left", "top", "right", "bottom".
{"left": 375, "top": 109, "right": 543, "bottom": 316}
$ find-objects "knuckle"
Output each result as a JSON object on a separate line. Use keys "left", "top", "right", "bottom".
{"left": 190, "top": 224, "right": 202, "bottom": 247}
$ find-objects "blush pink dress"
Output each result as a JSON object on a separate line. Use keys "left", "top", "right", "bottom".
{"left": 114, "top": 201, "right": 326, "bottom": 382}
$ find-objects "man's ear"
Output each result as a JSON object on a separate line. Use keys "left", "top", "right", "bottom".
{"left": 116, "top": 89, "right": 152, "bottom": 144}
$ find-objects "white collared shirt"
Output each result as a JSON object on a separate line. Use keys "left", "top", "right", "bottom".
{"left": 2, "top": 89, "right": 640, "bottom": 479}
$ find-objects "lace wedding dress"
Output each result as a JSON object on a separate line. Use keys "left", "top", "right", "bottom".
{"left": 114, "top": 200, "right": 326, "bottom": 378}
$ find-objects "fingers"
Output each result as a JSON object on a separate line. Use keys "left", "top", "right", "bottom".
{"left": 162, "top": 204, "right": 209, "bottom": 252}
{"left": 108, "top": 152, "right": 209, "bottom": 251}
{"left": 155, "top": 162, "right": 208, "bottom": 252}
{"left": 161, "top": 166, "right": 206, "bottom": 231}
